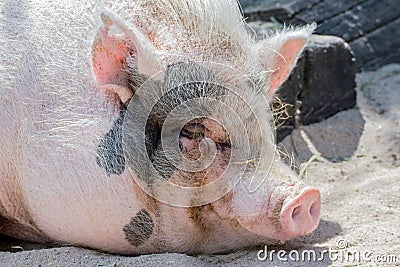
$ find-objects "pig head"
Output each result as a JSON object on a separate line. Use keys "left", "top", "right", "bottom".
{"left": 90, "top": 7, "right": 320, "bottom": 254}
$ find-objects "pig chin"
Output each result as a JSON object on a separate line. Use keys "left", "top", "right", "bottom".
{"left": 230, "top": 181, "right": 321, "bottom": 242}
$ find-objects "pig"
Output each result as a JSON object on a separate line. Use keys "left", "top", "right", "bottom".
{"left": 0, "top": 0, "right": 321, "bottom": 255}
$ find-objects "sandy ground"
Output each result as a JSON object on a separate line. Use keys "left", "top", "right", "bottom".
{"left": 0, "top": 64, "right": 399, "bottom": 266}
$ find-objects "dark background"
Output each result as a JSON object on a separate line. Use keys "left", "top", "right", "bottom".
{"left": 239, "top": 0, "right": 400, "bottom": 71}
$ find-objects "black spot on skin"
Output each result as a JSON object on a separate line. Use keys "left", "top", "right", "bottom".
{"left": 150, "top": 143, "right": 177, "bottom": 181}
{"left": 123, "top": 209, "right": 154, "bottom": 247}
{"left": 123, "top": 63, "right": 227, "bottom": 184}
{"left": 96, "top": 108, "right": 126, "bottom": 175}
{"left": 144, "top": 116, "right": 161, "bottom": 162}
{"left": 142, "top": 63, "right": 224, "bottom": 181}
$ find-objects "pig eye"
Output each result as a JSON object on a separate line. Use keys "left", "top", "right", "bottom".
{"left": 180, "top": 123, "right": 205, "bottom": 140}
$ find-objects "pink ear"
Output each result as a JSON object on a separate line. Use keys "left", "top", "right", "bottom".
{"left": 256, "top": 25, "right": 315, "bottom": 98}
{"left": 91, "top": 25, "right": 130, "bottom": 86}
{"left": 90, "top": 10, "right": 161, "bottom": 104}
{"left": 268, "top": 38, "right": 307, "bottom": 96}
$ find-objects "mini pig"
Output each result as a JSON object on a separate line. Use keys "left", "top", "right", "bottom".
{"left": 0, "top": 0, "right": 320, "bottom": 254}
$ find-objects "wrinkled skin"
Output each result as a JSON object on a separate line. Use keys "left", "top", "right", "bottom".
{"left": 0, "top": 0, "right": 320, "bottom": 254}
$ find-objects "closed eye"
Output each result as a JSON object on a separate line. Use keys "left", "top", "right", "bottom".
{"left": 180, "top": 123, "right": 205, "bottom": 139}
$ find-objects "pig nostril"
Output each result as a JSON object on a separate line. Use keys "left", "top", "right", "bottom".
{"left": 291, "top": 205, "right": 301, "bottom": 220}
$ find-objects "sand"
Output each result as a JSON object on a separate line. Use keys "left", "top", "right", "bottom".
{"left": 1, "top": 64, "right": 399, "bottom": 266}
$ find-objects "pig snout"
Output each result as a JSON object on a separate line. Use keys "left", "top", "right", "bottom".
{"left": 232, "top": 183, "right": 321, "bottom": 241}
{"left": 279, "top": 187, "right": 321, "bottom": 239}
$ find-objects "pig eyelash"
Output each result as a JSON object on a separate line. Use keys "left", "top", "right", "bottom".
{"left": 180, "top": 122, "right": 205, "bottom": 140}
